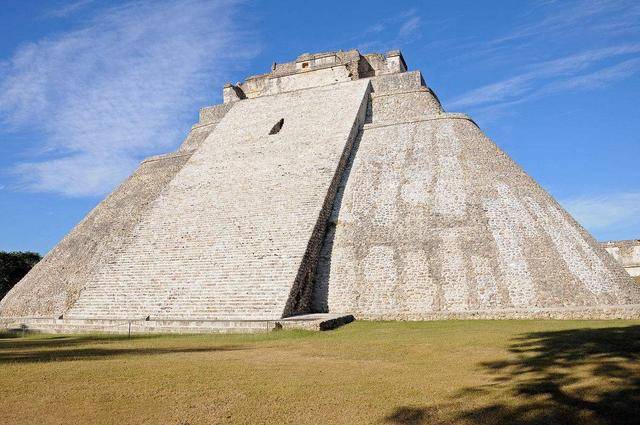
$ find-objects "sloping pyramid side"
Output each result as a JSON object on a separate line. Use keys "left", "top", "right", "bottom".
{"left": 0, "top": 103, "right": 228, "bottom": 319}
{"left": 315, "top": 72, "right": 640, "bottom": 319}
{"left": 66, "top": 79, "right": 370, "bottom": 320}
{"left": 0, "top": 153, "right": 192, "bottom": 318}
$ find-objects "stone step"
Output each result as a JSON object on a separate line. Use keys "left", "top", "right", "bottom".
{"left": 0, "top": 314, "right": 355, "bottom": 334}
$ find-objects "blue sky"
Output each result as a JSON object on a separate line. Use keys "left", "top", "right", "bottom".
{"left": 1, "top": 0, "right": 639, "bottom": 254}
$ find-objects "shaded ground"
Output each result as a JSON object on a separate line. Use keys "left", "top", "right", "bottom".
{"left": 1, "top": 320, "right": 638, "bottom": 424}
{"left": 462, "top": 325, "right": 640, "bottom": 424}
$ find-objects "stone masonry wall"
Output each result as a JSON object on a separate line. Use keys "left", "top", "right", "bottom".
{"left": 5, "top": 49, "right": 638, "bottom": 325}
{"left": 67, "top": 79, "right": 371, "bottom": 320}
{"left": 313, "top": 73, "right": 640, "bottom": 319}
{"left": 0, "top": 152, "right": 192, "bottom": 317}
{"left": 0, "top": 98, "right": 234, "bottom": 319}
{"left": 603, "top": 240, "right": 640, "bottom": 277}
{"left": 178, "top": 103, "right": 234, "bottom": 152}
{"left": 283, "top": 85, "right": 370, "bottom": 316}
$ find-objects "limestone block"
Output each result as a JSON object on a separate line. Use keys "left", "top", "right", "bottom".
{"left": 5, "top": 49, "right": 639, "bottom": 328}
{"left": 370, "top": 89, "right": 443, "bottom": 124}
{"left": 603, "top": 240, "right": 640, "bottom": 277}
{"left": 66, "top": 79, "right": 371, "bottom": 321}
{"left": 316, "top": 94, "right": 640, "bottom": 319}
{"left": 198, "top": 103, "right": 234, "bottom": 125}
{"left": 369, "top": 71, "right": 424, "bottom": 94}
{"left": 0, "top": 153, "right": 191, "bottom": 317}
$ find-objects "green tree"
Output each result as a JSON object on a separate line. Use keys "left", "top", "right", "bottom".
{"left": 0, "top": 251, "right": 41, "bottom": 301}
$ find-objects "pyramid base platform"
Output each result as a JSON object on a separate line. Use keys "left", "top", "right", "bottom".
{"left": 0, "top": 314, "right": 356, "bottom": 335}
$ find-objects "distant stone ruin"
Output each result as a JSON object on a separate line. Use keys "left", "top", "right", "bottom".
{"left": 603, "top": 240, "right": 640, "bottom": 278}
{"left": 2, "top": 49, "right": 639, "bottom": 333}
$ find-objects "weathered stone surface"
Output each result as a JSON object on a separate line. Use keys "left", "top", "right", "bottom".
{"left": 314, "top": 86, "right": 640, "bottom": 319}
{"left": 224, "top": 49, "right": 406, "bottom": 102}
{"left": 178, "top": 103, "right": 235, "bottom": 152}
{"left": 65, "top": 79, "right": 370, "bottom": 321}
{"left": 0, "top": 313, "right": 354, "bottom": 335}
{"left": 198, "top": 103, "right": 234, "bottom": 125}
{"left": 0, "top": 152, "right": 192, "bottom": 317}
{"left": 603, "top": 240, "right": 640, "bottom": 277}
{"left": 2, "top": 49, "right": 639, "bottom": 332}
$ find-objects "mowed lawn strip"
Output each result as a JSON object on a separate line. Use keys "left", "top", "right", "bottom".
{"left": 1, "top": 320, "right": 639, "bottom": 424}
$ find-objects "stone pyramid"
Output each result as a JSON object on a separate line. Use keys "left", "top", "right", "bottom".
{"left": 2, "top": 49, "right": 639, "bottom": 330}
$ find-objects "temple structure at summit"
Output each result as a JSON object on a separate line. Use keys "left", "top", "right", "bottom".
{"left": 2, "top": 49, "right": 639, "bottom": 333}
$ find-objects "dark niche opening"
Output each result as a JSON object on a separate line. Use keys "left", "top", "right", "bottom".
{"left": 269, "top": 118, "right": 284, "bottom": 135}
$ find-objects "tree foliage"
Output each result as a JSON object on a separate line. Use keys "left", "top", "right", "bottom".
{"left": 0, "top": 251, "right": 41, "bottom": 301}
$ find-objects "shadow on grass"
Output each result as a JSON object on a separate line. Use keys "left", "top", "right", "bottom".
{"left": 385, "top": 406, "right": 443, "bottom": 425}
{"left": 0, "top": 333, "right": 140, "bottom": 350}
{"left": 0, "top": 333, "right": 245, "bottom": 364}
{"left": 385, "top": 325, "right": 640, "bottom": 425}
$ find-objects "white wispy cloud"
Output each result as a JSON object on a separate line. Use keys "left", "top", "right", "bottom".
{"left": 561, "top": 192, "right": 640, "bottom": 236}
{"left": 540, "top": 58, "right": 640, "bottom": 93}
{"left": 439, "top": 0, "right": 640, "bottom": 122}
{"left": 398, "top": 15, "right": 421, "bottom": 40}
{"left": 350, "top": 9, "right": 423, "bottom": 53}
{"left": 448, "top": 44, "right": 640, "bottom": 111}
{"left": 0, "top": 0, "right": 255, "bottom": 197}
{"left": 46, "top": 0, "right": 95, "bottom": 18}
{"left": 491, "top": 0, "right": 640, "bottom": 45}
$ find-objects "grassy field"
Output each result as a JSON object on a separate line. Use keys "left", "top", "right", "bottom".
{"left": 1, "top": 320, "right": 639, "bottom": 425}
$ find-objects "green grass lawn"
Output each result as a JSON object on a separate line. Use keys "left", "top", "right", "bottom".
{"left": 1, "top": 320, "right": 639, "bottom": 425}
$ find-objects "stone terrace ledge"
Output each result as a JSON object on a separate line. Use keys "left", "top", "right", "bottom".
{"left": 222, "top": 49, "right": 407, "bottom": 102}
{"left": 602, "top": 240, "right": 640, "bottom": 277}
{"left": 0, "top": 314, "right": 356, "bottom": 335}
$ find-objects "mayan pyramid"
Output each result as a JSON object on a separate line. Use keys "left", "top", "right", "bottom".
{"left": 2, "top": 49, "right": 640, "bottom": 331}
